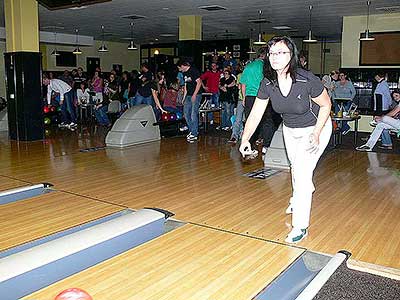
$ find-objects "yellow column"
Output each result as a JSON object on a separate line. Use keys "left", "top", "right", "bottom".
{"left": 4, "top": 0, "right": 39, "bottom": 52}
{"left": 179, "top": 15, "right": 202, "bottom": 41}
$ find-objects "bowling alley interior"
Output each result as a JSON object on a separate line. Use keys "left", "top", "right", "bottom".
{"left": 0, "top": 0, "right": 400, "bottom": 299}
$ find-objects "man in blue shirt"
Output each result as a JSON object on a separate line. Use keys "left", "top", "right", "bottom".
{"left": 374, "top": 71, "right": 392, "bottom": 113}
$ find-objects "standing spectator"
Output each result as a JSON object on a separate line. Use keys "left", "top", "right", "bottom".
{"left": 59, "top": 70, "right": 74, "bottom": 87}
{"left": 332, "top": 71, "right": 356, "bottom": 135}
{"left": 90, "top": 70, "right": 104, "bottom": 104}
{"left": 240, "top": 47, "right": 280, "bottom": 155}
{"left": 374, "top": 71, "right": 393, "bottom": 113}
{"left": 119, "top": 71, "right": 131, "bottom": 103}
{"left": 223, "top": 52, "right": 238, "bottom": 74}
{"left": 73, "top": 67, "right": 87, "bottom": 90}
{"left": 178, "top": 59, "right": 202, "bottom": 143}
{"left": 201, "top": 62, "right": 222, "bottom": 124}
{"left": 219, "top": 70, "right": 236, "bottom": 130}
{"left": 228, "top": 70, "right": 245, "bottom": 143}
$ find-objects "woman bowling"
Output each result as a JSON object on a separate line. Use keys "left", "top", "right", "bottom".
{"left": 239, "top": 36, "right": 332, "bottom": 243}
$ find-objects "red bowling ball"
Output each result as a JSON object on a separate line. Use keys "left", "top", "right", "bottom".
{"left": 162, "top": 112, "right": 169, "bottom": 121}
{"left": 43, "top": 106, "right": 50, "bottom": 114}
{"left": 54, "top": 287, "right": 93, "bottom": 300}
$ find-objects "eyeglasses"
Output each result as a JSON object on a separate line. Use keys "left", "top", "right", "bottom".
{"left": 267, "top": 51, "right": 291, "bottom": 57}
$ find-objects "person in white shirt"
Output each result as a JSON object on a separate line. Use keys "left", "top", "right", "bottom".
{"left": 76, "top": 82, "right": 91, "bottom": 105}
{"left": 43, "top": 74, "right": 77, "bottom": 129}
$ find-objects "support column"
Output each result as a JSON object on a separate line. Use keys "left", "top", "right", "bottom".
{"left": 4, "top": 0, "right": 43, "bottom": 141}
{"left": 178, "top": 15, "right": 202, "bottom": 69}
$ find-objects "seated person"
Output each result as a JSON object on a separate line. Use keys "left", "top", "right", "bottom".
{"left": 332, "top": 71, "right": 356, "bottom": 135}
{"left": 356, "top": 89, "right": 400, "bottom": 151}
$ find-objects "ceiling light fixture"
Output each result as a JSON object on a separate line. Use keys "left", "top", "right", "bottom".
{"left": 303, "top": 5, "right": 317, "bottom": 43}
{"left": 247, "top": 28, "right": 256, "bottom": 54}
{"left": 360, "top": 1, "right": 375, "bottom": 41}
{"left": 253, "top": 10, "right": 267, "bottom": 45}
{"left": 128, "top": 22, "right": 138, "bottom": 50}
{"left": 51, "top": 31, "right": 60, "bottom": 56}
{"left": 73, "top": 29, "right": 82, "bottom": 55}
{"left": 98, "top": 25, "right": 108, "bottom": 52}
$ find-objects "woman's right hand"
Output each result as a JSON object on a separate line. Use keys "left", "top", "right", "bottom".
{"left": 239, "top": 140, "right": 252, "bottom": 158}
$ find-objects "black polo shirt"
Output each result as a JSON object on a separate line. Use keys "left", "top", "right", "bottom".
{"left": 183, "top": 66, "right": 201, "bottom": 96}
{"left": 257, "top": 69, "right": 324, "bottom": 128}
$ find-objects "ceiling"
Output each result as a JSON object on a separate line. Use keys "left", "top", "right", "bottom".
{"left": 1, "top": 0, "right": 400, "bottom": 44}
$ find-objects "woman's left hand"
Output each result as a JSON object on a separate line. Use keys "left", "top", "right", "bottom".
{"left": 307, "top": 132, "right": 320, "bottom": 154}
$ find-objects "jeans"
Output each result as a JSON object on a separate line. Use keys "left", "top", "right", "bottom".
{"left": 221, "top": 101, "right": 234, "bottom": 128}
{"left": 132, "top": 93, "right": 153, "bottom": 106}
{"left": 231, "top": 101, "right": 245, "bottom": 140}
{"left": 283, "top": 119, "right": 332, "bottom": 229}
{"left": 381, "top": 130, "right": 392, "bottom": 146}
{"left": 366, "top": 116, "right": 400, "bottom": 148}
{"left": 208, "top": 92, "right": 219, "bottom": 121}
{"left": 183, "top": 94, "right": 201, "bottom": 136}
{"left": 95, "top": 105, "right": 110, "bottom": 125}
{"left": 61, "top": 90, "right": 76, "bottom": 124}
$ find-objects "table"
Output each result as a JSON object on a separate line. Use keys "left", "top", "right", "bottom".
{"left": 331, "top": 115, "right": 361, "bottom": 146}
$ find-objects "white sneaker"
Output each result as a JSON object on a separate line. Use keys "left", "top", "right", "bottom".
{"left": 356, "top": 144, "right": 372, "bottom": 152}
{"left": 187, "top": 135, "right": 198, "bottom": 143}
{"left": 210, "top": 120, "right": 214, "bottom": 125}
{"left": 58, "top": 122, "right": 67, "bottom": 128}
{"left": 179, "top": 125, "right": 188, "bottom": 132}
{"left": 369, "top": 120, "right": 377, "bottom": 127}
{"left": 285, "top": 228, "right": 308, "bottom": 244}
{"left": 186, "top": 132, "right": 193, "bottom": 138}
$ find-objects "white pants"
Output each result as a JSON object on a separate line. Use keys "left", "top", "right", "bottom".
{"left": 366, "top": 116, "right": 400, "bottom": 148}
{"left": 283, "top": 119, "right": 332, "bottom": 229}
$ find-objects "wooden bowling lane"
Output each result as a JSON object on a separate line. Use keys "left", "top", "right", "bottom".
{"left": 23, "top": 224, "right": 304, "bottom": 300}
{"left": 0, "top": 191, "right": 123, "bottom": 251}
{"left": 1, "top": 133, "right": 400, "bottom": 269}
{"left": 0, "top": 175, "right": 28, "bottom": 191}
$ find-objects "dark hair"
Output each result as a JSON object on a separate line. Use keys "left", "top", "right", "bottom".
{"left": 392, "top": 88, "right": 400, "bottom": 96}
{"left": 263, "top": 36, "right": 298, "bottom": 84}
{"left": 42, "top": 73, "right": 49, "bottom": 80}
{"left": 375, "top": 70, "right": 385, "bottom": 78}
{"left": 257, "top": 46, "right": 267, "bottom": 58}
{"left": 177, "top": 58, "right": 191, "bottom": 67}
{"left": 79, "top": 82, "right": 87, "bottom": 89}
{"left": 141, "top": 62, "right": 149, "bottom": 70}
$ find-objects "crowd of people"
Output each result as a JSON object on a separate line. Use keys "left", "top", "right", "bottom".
{"left": 40, "top": 34, "right": 399, "bottom": 244}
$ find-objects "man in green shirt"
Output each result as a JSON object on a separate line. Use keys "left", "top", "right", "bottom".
{"left": 240, "top": 47, "right": 282, "bottom": 155}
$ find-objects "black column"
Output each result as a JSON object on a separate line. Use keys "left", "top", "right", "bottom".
{"left": 4, "top": 52, "right": 43, "bottom": 141}
{"left": 177, "top": 40, "right": 202, "bottom": 70}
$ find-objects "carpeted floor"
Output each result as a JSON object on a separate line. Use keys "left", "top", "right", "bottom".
{"left": 313, "top": 263, "right": 400, "bottom": 300}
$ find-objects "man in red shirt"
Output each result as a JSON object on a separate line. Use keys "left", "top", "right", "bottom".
{"left": 201, "top": 62, "right": 222, "bottom": 124}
